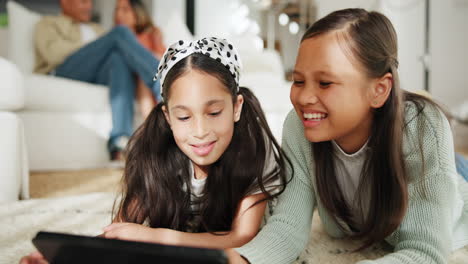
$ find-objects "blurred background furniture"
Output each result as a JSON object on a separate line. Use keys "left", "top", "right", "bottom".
{"left": 5, "top": 0, "right": 464, "bottom": 171}
{"left": 0, "top": 57, "right": 29, "bottom": 202}
{"left": 7, "top": 1, "right": 112, "bottom": 171}
{"left": 5, "top": 1, "right": 292, "bottom": 171}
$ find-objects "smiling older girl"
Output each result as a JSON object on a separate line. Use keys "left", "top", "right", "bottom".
{"left": 232, "top": 8, "right": 468, "bottom": 264}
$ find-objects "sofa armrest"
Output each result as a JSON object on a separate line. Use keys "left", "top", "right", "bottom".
{"left": 0, "top": 57, "right": 25, "bottom": 111}
{"left": 0, "top": 112, "right": 29, "bottom": 202}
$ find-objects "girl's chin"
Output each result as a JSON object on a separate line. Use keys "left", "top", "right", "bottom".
{"left": 304, "top": 133, "right": 330, "bottom": 143}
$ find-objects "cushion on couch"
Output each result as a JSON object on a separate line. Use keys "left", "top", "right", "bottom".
{"left": 24, "top": 74, "right": 108, "bottom": 112}
{"left": 0, "top": 57, "right": 24, "bottom": 110}
{"left": 7, "top": 1, "right": 41, "bottom": 73}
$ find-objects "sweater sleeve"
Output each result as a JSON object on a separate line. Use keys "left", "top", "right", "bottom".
{"left": 34, "top": 17, "right": 83, "bottom": 69}
{"left": 357, "top": 103, "right": 459, "bottom": 264}
{"left": 235, "top": 110, "right": 316, "bottom": 264}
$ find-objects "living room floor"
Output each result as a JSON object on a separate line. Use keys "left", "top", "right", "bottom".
{"left": 30, "top": 168, "right": 122, "bottom": 198}
{"left": 22, "top": 147, "right": 468, "bottom": 264}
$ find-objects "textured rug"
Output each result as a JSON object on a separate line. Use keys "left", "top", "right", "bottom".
{"left": 1, "top": 192, "right": 467, "bottom": 264}
{"left": 0, "top": 192, "right": 116, "bottom": 264}
{"left": 29, "top": 168, "right": 122, "bottom": 198}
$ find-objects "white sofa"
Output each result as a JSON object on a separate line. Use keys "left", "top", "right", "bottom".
{"left": 7, "top": 1, "right": 292, "bottom": 171}
{"left": 0, "top": 57, "right": 29, "bottom": 202}
{"left": 7, "top": 1, "right": 112, "bottom": 171}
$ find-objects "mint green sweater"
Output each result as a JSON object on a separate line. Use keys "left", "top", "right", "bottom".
{"left": 236, "top": 102, "right": 468, "bottom": 264}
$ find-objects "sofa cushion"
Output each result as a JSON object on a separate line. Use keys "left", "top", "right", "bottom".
{"left": 7, "top": 1, "right": 41, "bottom": 74}
{"left": 24, "top": 74, "right": 109, "bottom": 112}
{"left": 0, "top": 57, "right": 24, "bottom": 110}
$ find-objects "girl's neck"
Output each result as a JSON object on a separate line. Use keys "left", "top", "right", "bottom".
{"left": 334, "top": 116, "right": 372, "bottom": 154}
{"left": 335, "top": 134, "right": 370, "bottom": 155}
{"left": 332, "top": 137, "right": 370, "bottom": 157}
{"left": 192, "top": 163, "right": 209, "bottom": 180}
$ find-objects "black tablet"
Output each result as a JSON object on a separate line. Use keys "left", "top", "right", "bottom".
{"left": 32, "top": 231, "right": 228, "bottom": 264}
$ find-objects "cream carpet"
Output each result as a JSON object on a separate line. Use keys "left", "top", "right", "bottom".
{"left": 0, "top": 169, "right": 466, "bottom": 264}
{"left": 0, "top": 192, "right": 116, "bottom": 264}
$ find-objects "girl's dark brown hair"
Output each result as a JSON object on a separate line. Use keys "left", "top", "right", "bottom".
{"left": 114, "top": 53, "right": 291, "bottom": 232}
{"left": 302, "top": 8, "right": 439, "bottom": 249}
{"left": 128, "top": 0, "right": 154, "bottom": 34}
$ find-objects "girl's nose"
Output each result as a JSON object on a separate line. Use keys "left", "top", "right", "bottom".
{"left": 309, "top": 95, "right": 319, "bottom": 104}
{"left": 193, "top": 118, "right": 209, "bottom": 139}
{"left": 299, "top": 86, "right": 319, "bottom": 105}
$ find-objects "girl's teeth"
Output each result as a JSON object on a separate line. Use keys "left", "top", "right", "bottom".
{"left": 303, "top": 113, "right": 326, "bottom": 120}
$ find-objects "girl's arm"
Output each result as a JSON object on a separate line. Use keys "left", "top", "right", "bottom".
{"left": 161, "top": 192, "right": 268, "bottom": 249}
{"left": 234, "top": 110, "right": 316, "bottom": 263}
{"left": 103, "top": 192, "right": 267, "bottom": 249}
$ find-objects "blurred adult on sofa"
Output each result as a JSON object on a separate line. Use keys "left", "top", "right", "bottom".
{"left": 34, "top": 0, "right": 161, "bottom": 161}
{"left": 114, "top": 0, "right": 166, "bottom": 118}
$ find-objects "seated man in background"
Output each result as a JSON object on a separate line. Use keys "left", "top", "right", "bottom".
{"left": 34, "top": 0, "right": 161, "bottom": 161}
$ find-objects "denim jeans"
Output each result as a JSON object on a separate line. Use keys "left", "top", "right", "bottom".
{"left": 456, "top": 153, "right": 468, "bottom": 181}
{"left": 55, "top": 26, "right": 161, "bottom": 153}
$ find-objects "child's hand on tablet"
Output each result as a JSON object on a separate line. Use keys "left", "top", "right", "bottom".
{"left": 18, "top": 251, "right": 48, "bottom": 264}
{"left": 102, "top": 222, "right": 158, "bottom": 243}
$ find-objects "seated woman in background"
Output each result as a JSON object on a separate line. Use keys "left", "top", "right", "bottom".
{"left": 115, "top": 0, "right": 166, "bottom": 118}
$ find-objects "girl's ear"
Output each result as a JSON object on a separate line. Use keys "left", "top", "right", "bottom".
{"left": 370, "top": 72, "right": 393, "bottom": 108}
{"left": 162, "top": 105, "right": 171, "bottom": 126}
{"left": 234, "top": 94, "right": 244, "bottom": 122}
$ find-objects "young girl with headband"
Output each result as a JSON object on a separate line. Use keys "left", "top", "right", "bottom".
{"left": 99, "top": 37, "right": 290, "bottom": 249}
{"left": 19, "top": 37, "right": 290, "bottom": 264}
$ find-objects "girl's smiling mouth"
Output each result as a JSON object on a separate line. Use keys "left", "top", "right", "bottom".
{"left": 191, "top": 141, "right": 216, "bottom": 156}
{"left": 302, "top": 111, "right": 328, "bottom": 128}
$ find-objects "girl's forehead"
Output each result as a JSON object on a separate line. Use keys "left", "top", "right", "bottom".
{"left": 295, "top": 34, "right": 359, "bottom": 77}
{"left": 166, "top": 71, "right": 232, "bottom": 107}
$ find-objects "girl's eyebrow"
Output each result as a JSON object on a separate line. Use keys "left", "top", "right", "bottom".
{"left": 171, "top": 105, "right": 189, "bottom": 111}
{"left": 205, "top": 99, "right": 225, "bottom": 106}
{"left": 294, "top": 69, "right": 338, "bottom": 79}
{"left": 170, "top": 99, "right": 225, "bottom": 111}
{"left": 316, "top": 70, "right": 337, "bottom": 77}
{"left": 292, "top": 70, "right": 303, "bottom": 76}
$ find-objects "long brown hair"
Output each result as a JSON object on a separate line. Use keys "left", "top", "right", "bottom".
{"left": 303, "top": 8, "right": 439, "bottom": 249}
{"left": 128, "top": 0, "right": 154, "bottom": 34}
{"left": 114, "top": 53, "right": 291, "bottom": 232}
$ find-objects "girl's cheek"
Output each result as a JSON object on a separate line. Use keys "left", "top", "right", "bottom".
{"left": 289, "top": 88, "right": 299, "bottom": 106}
{"left": 171, "top": 124, "right": 189, "bottom": 140}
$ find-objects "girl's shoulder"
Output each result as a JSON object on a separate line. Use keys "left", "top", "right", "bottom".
{"left": 281, "top": 109, "right": 314, "bottom": 162}
{"left": 403, "top": 99, "right": 450, "bottom": 138}
{"left": 282, "top": 109, "right": 309, "bottom": 145}
{"left": 402, "top": 99, "right": 455, "bottom": 182}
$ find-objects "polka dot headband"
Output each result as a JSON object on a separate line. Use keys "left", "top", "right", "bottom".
{"left": 153, "top": 37, "right": 242, "bottom": 97}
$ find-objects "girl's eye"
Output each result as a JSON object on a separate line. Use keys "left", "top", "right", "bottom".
{"left": 209, "top": 111, "right": 221, "bottom": 117}
{"left": 293, "top": 80, "right": 304, "bottom": 86}
{"left": 319, "top": 81, "right": 332, "bottom": 88}
{"left": 177, "top": 116, "right": 190, "bottom": 121}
